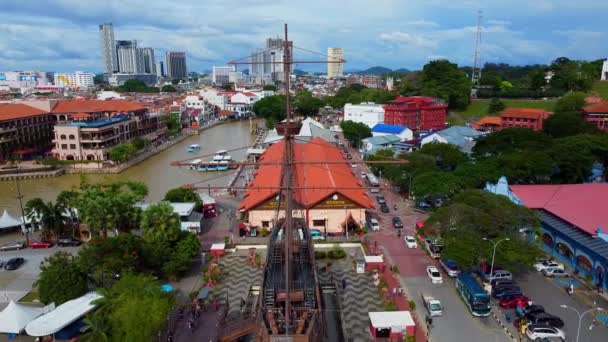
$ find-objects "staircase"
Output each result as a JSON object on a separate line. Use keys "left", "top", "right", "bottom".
{"left": 265, "top": 288, "right": 275, "bottom": 309}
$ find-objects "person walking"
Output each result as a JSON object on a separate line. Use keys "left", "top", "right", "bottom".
{"left": 392, "top": 287, "right": 397, "bottom": 301}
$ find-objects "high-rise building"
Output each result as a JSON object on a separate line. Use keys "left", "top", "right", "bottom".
{"left": 116, "top": 40, "right": 138, "bottom": 73}
{"left": 165, "top": 52, "right": 187, "bottom": 79}
{"left": 249, "top": 38, "right": 292, "bottom": 82}
{"left": 156, "top": 61, "right": 165, "bottom": 77}
{"left": 54, "top": 71, "right": 95, "bottom": 87}
{"left": 99, "top": 23, "right": 118, "bottom": 76}
{"left": 142, "top": 48, "right": 156, "bottom": 75}
{"left": 212, "top": 66, "right": 235, "bottom": 85}
{"left": 327, "top": 48, "right": 344, "bottom": 78}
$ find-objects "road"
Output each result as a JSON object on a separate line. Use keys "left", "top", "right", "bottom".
{"left": 342, "top": 140, "right": 510, "bottom": 342}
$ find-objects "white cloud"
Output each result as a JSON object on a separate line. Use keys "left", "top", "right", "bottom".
{"left": 380, "top": 32, "right": 437, "bottom": 49}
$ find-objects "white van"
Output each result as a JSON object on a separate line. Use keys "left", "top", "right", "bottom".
{"left": 369, "top": 218, "right": 380, "bottom": 231}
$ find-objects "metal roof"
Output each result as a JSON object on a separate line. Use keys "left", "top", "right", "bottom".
{"left": 371, "top": 123, "right": 408, "bottom": 134}
{"left": 540, "top": 210, "right": 608, "bottom": 260}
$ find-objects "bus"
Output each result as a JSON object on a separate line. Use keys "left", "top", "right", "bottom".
{"left": 366, "top": 173, "right": 380, "bottom": 193}
{"left": 455, "top": 273, "right": 491, "bottom": 317}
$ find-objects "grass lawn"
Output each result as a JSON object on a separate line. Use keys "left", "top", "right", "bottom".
{"left": 451, "top": 98, "right": 557, "bottom": 124}
{"left": 591, "top": 81, "right": 608, "bottom": 100}
{"left": 19, "top": 291, "right": 40, "bottom": 303}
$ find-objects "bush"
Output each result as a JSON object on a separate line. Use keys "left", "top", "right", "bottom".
{"left": 405, "top": 335, "right": 416, "bottom": 342}
{"left": 408, "top": 300, "right": 416, "bottom": 310}
{"left": 327, "top": 246, "right": 346, "bottom": 259}
{"left": 315, "top": 251, "right": 327, "bottom": 259}
{"left": 261, "top": 227, "right": 269, "bottom": 237}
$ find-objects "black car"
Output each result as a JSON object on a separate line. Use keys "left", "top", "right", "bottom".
{"left": 524, "top": 312, "right": 564, "bottom": 328}
{"left": 491, "top": 279, "right": 517, "bottom": 288}
{"left": 492, "top": 286, "right": 522, "bottom": 299}
{"left": 521, "top": 304, "right": 545, "bottom": 316}
{"left": 392, "top": 217, "right": 403, "bottom": 228}
{"left": 57, "top": 238, "right": 82, "bottom": 247}
{"left": 376, "top": 196, "right": 386, "bottom": 204}
{"left": 4, "top": 257, "right": 25, "bottom": 271}
{"left": 380, "top": 204, "right": 390, "bottom": 213}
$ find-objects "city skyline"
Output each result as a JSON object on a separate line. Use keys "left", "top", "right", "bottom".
{"left": 1, "top": 0, "right": 607, "bottom": 73}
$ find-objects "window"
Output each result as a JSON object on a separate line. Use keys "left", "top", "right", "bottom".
{"left": 61, "top": 144, "right": 67, "bottom": 149}
{"left": 69, "top": 134, "right": 75, "bottom": 140}
{"left": 70, "top": 144, "right": 76, "bottom": 149}
{"left": 261, "top": 221, "right": 270, "bottom": 228}
{"left": 60, "top": 134, "right": 66, "bottom": 139}
{"left": 312, "top": 219, "right": 325, "bottom": 227}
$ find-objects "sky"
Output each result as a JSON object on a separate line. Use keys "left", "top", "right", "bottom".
{"left": 1, "top": 0, "right": 607, "bottom": 73}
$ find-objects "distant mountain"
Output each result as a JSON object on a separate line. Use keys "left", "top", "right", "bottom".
{"left": 355, "top": 66, "right": 393, "bottom": 75}
{"left": 392, "top": 68, "right": 411, "bottom": 74}
{"left": 293, "top": 69, "right": 307, "bottom": 76}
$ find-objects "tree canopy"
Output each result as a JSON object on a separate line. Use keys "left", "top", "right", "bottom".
{"left": 141, "top": 202, "right": 181, "bottom": 245}
{"left": 418, "top": 143, "right": 467, "bottom": 171}
{"left": 339, "top": 120, "right": 372, "bottom": 148}
{"left": 252, "top": 95, "right": 286, "bottom": 129}
{"left": 161, "top": 85, "right": 177, "bottom": 93}
{"left": 116, "top": 80, "right": 159, "bottom": 93}
{"left": 163, "top": 187, "right": 202, "bottom": 205}
{"left": 110, "top": 143, "right": 137, "bottom": 162}
{"left": 487, "top": 98, "right": 506, "bottom": 114}
{"left": 294, "top": 90, "right": 324, "bottom": 117}
{"left": 37, "top": 252, "right": 88, "bottom": 305}
{"left": 420, "top": 59, "right": 471, "bottom": 109}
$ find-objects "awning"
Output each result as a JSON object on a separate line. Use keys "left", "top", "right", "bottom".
{"left": 369, "top": 311, "right": 415, "bottom": 329}
{"left": 0, "top": 210, "right": 22, "bottom": 230}
{"left": 25, "top": 292, "right": 102, "bottom": 337}
{"left": 197, "top": 287, "right": 212, "bottom": 300}
{"left": 0, "top": 301, "right": 54, "bottom": 334}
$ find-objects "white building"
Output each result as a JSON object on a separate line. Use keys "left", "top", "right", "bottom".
{"left": 199, "top": 88, "right": 228, "bottom": 110}
{"left": 99, "top": 23, "right": 117, "bottom": 76}
{"left": 344, "top": 102, "right": 385, "bottom": 128}
{"left": 228, "top": 71, "right": 244, "bottom": 83}
{"left": 184, "top": 95, "right": 207, "bottom": 110}
{"left": 230, "top": 92, "right": 259, "bottom": 105}
{"left": 97, "top": 90, "right": 124, "bottom": 100}
{"left": 117, "top": 43, "right": 145, "bottom": 74}
{"left": 212, "top": 66, "right": 235, "bottom": 85}
{"left": 327, "top": 48, "right": 344, "bottom": 78}
{"left": 601, "top": 60, "right": 608, "bottom": 81}
{"left": 0, "top": 71, "right": 50, "bottom": 90}
{"left": 54, "top": 72, "right": 95, "bottom": 88}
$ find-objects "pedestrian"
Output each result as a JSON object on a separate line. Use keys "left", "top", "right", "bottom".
{"left": 177, "top": 308, "right": 184, "bottom": 321}
{"left": 568, "top": 283, "right": 574, "bottom": 296}
{"left": 392, "top": 287, "right": 397, "bottom": 300}
{"left": 213, "top": 299, "right": 219, "bottom": 311}
{"left": 398, "top": 287, "right": 403, "bottom": 297}
{"left": 342, "top": 278, "right": 347, "bottom": 290}
{"left": 187, "top": 320, "right": 194, "bottom": 335}
{"left": 166, "top": 330, "right": 173, "bottom": 342}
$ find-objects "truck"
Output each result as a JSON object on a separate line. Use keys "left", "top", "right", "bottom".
{"left": 421, "top": 294, "right": 443, "bottom": 317}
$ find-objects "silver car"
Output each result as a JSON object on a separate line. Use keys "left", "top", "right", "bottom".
{"left": 542, "top": 267, "right": 569, "bottom": 278}
{"left": 0, "top": 241, "right": 26, "bottom": 252}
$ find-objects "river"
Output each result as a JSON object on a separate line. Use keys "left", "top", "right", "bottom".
{"left": 0, "top": 120, "right": 260, "bottom": 216}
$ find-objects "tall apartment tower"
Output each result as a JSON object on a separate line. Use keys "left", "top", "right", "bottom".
{"left": 116, "top": 40, "right": 146, "bottom": 74}
{"left": 165, "top": 52, "right": 187, "bottom": 79}
{"left": 99, "top": 23, "right": 118, "bottom": 76}
{"left": 142, "top": 48, "right": 156, "bottom": 74}
{"left": 327, "top": 48, "right": 344, "bottom": 78}
{"left": 156, "top": 61, "right": 165, "bottom": 77}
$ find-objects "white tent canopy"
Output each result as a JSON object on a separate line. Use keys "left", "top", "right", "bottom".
{"left": 0, "top": 210, "right": 22, "bottom": 230}
{"left": 0, "top": 301, "right": 54, "bottom": 334}
{"left": 25, "top": 292, "right": 102, "bottom": 337}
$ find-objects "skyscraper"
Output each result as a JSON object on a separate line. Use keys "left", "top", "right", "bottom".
{"left": 165, "top": 52, "right": 187, "bottom": 79}
{"left": 249, "top": 38, "right": 292, "bottom": 82}
{"left": 116, "top": 40, "right": 145, "bottom": 74}
{"left": 99, "top": 23, "right": 117, "bottom": 76}
{"left": 156, "top": 61, "right": 165, "bottom": 77}
{"left": 142, "top": 48, "right": 156, "bottom": 75}
{"left": 327, "top": 48, "right": 344, "bottom": 78}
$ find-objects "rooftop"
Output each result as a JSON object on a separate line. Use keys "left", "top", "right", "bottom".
{"left": 0, "top": 103, "right": 48, "bottom": 121}
{"left": 499, "top": 108, "right": 552, "bottom": 119}
{"left": 52, "top": 100, "right": 146, "bottom": 114}
{"left": 371, "top": 123, "right": 409, "bottom": 134}
{"left": 473, "top": 116, "right": 502, "bottom": 126}
{"left": 583, "top": 101, "right": 608, "bottom": 113}
{"left": 61, "top": 117, "right": 129, "bottom": 128}
{"left": 510, "top": 183, "right": 608, "bottom": 236}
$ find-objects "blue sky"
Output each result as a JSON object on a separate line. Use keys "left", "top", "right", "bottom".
{"left": 1, "top": 0, "right": 607, "bottom": 73}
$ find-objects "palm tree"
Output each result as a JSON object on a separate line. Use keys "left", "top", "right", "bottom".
{"left": 80, "top": 314, "right": 110, "bottom": 342}
{"left": 57, "top": 190, "right": 79, "bottom": 237}
{"left": 24, "top": 198, "right": 66, "bottom": 241}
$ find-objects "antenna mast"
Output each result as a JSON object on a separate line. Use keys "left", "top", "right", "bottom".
{"left": 471, "top": 10, "right": 483, "bottom": 86}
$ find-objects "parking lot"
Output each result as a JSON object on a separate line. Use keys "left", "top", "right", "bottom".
{"left": 0, "top": 245, "right": 79, "bottom": 305}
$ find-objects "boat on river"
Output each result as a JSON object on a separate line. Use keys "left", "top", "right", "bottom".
{"left": 187, "top": 144, "right": 201, "bottom": 152}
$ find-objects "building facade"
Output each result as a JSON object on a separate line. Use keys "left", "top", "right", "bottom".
{"left": 54, "top": 72, "right": 95, "bottom": 88}
{"left": 583, "top": 102, "right": 608, "bottom": 131}
{"left": 498, "top": 108, "right": 552, "bottom": 131}
{"left": 99, "top": 23, "right": 118, "bottom": 76}
{"left": 343, "top": 102, "right": 385, "bottom": 128}
{"left": 142, "top": 48, "right": 156, "bottom": 75}
{"left": 327, "top": 48, "right": 344, "bottom": 78}
{"left": 0, "top": 71, "right": 50, "bottom": 90}
{"left": 108, "top": 73, "right": 157, "bottom": 86}
{"left": 155, "top": 61, "right": 165, "bottom": 77}
{"left": 116, "top": 41, "right": 146, "bottom": 74}
{"left": 212, "top": 66, "right": 235, "bottom": 85}
{"left": 601, "top": 60, "right": 608, "bottom": 81}
{"left": 0, "top": 104, "right": 55, "bottom": 161}
{"left": 383, "top": 96, "right": 447, "bottom": 131}
{"left": 166, "top": 52, "right": 187, "bottom": 79}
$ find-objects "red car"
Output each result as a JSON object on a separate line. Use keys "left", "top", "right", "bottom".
{"left": 499, "top": 294, "right": 530, "bottom": 309}
{"left": 28, "top": 240, "right": 53, "bottom": 249}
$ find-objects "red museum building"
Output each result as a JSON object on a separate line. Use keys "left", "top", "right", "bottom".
{"left": 383, "top": 96, "right": 447, "bottom": 131}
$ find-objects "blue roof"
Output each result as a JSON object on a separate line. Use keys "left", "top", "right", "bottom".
{"left": 371, "top": 124, "right": 408, "bottom": 134}
{"left": 65, "top": 117, "right": 129, "bottom": 128}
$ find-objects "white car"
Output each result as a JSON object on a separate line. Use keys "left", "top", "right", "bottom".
{"left": 542, "top": 267, "right": 569, "bottom": 278}
{"left": 534, "top": 260, "right": 564, "bottom": 272}
{"left": 361, "top": 172, "right": 367, "bottom": 178}
{"left": 404, "top": 236, "right": 418, "bottom": 249}
{"left": 426, "top": 266, "right": 443, "bottom": 284}
{"left": 525, "top": 324, "right": 565, "bottom": 341}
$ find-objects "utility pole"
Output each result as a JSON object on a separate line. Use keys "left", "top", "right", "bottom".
{"left": 15, "top": 177, "right": 29, "bottom": 245}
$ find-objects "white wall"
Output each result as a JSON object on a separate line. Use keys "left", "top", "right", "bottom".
{"left": 344, "top": 103, "right": 385, "bottom": 128}
{"left": 184, "top": 95, "right": 206, "bottom": 109}
{"left": 420, "top": 132, "right": 448, "bottom": 146}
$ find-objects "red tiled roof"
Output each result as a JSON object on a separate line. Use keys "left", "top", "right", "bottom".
{"left": 583, "top": 101, "right": 608, "bottom": 113}
{"left": 240, "top": 137, "right": 373, "bottom": 211}
{"left": 473, "top": 116, "right": 502, "bottom": 126}
{"left": 510, "top": 183, "right": 608, "bottom": 236}
{"left": 70, "top": 112, "right": 92, "bottom": 119}
{"left": 242, "top": 92, "right": 257, "bottom": 97}
{"left": 52, "top": 100, "right": 146, "bottom": 114}
{"left": 0, "top": 103, "right": 49, "bottom": 121}
{"left": 499, "top": 108, "right": 551, "bottom": 119}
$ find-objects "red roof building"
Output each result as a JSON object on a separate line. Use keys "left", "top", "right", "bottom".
{"left": 0, "top": 104, "right": 55, "bottom": 160}
{"left": 471, "top": 116, "right": 502, "bottom": 132}
{"left": 498, "top": 108, "right": 552, "bottom": 131}
{"left": 583, "top": 101, "right": 608, "bottom": 131}
{"left": 240, "top": 137, "right": 373, "bottom": 235}
{"left": 383, "top": 96, "right": 447, "bottom": 131}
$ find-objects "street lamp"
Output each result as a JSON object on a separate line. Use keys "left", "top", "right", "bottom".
{"left": 482, "top": 237, "right": 510, "bottom": 288}
{"left": 560, "top": 305, "right": 604, "bottom": 342}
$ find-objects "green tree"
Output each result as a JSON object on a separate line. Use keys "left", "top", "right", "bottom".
{"left": 117, "top": 80, "right": 159, "bottom": 93}
{"left": 411, "top": 171, "right": 466, "bottom": 198}
{"left": 161, "top": 85, "right": 177, "bottom": 92}
{"left": 549, "top": 134, "right": 608, "bottom": 183}
{"left": 528, "top": 69, "right": 547, "bottom": 90}
{"left": 554, "top": 91, "right": 587, "bottom": 114}
{"left": 162, "top": 232, "right": 200, "bottom": 279}
{"left": 418, "top": 143, "right": 467, "bottom": 171}
{"left": 454, "top": 159, "right": 503, "bottom": 189}
{"left": 420, "top": 60, "right": 471, "bottom": 109}
{"left": 56, "top": 190, "right": 79, "bottom": 237}
{"left": 487, "top": 98, "right": 506, "bottom": 114}
{"left": 496, "top": 151, "right": 554, "bottom": 184}
{"left": 543, "top": 112, "right": 596, "bottom": 138}
{"left": 479, "top": 70, "right": 502, "bottom": 88}
{"left": 472, "top": 128, "right": 553, "bottom": 158}
{"left": 253, "top": 95, "right": 287, "bottom": 129}
{"left": 131, "top": 137, "right": 146, "bottom": 150}
{"left": 294, "top": 90, "right": 325, "bottom": 116}
{"left": 171, "top": 79, "right": 181, "bottom": 85}
{"left": 263, "top": 84, "right": 277, "bottom": 91}
{"left": 141, "top": 202, "right": 181, "bottom": 245}
{"left": 163, "top": 187, "right": 202, "bottom": 206}
{"left": 25, "top": 198, "right": 66, "bottom": 240}
{"left": 340, "top": 120, "right": 372, "bottom": 148}
{"left": 110, "top": 143, "right": 137, "bottom": 162}
{"left": 80, "top": 314, "right": 111, "bottom": 342}
{"left": 498, "top": 80, "right": 513, "bottom": 93}
{"left": 161, "top": 113, "right": 182, "bottom": 135}
{"left": 37, "top": 252, "right": 87, "bottom": 305}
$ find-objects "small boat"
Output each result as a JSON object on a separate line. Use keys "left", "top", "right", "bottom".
{"left": 187, "top": 144, "right": 201, "bottom": 152}
{"left": 189, "top": 159, "right": 202, "bottom": 170}
{"left": 206, "top": 161, "right": 219, "bottom": 171}
{"left": 217, "top": 161, "right": 230, "bottom": 171}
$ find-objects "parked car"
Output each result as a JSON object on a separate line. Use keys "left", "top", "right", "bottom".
{"left": 534, "top": 260, "right": 565, "bottom": 272}
{"left": 521, "top": 304, "right": 545, "bottom": 316}
{"left": 439, "top": 259, "right": 461, "bottom": 277}
{"left": 0, "top": 241, "right": 26, "bottom": 251}
{"left": 426, "top": 266, "right": 443, "bottom": 284}
{"left": 57, "top": 238, "right": 82, "bottom": 247}
{"left": 483, "top": 270, "right": 513, "bottom": 283}
{"left": 416, "top": 201, "right": 432, "bottom": 210}
{"left": 523, "top": 312, "right": 565, "bottom": 329}
{"left": 360, "top": 172, "right": 367, "bottom": 178}
{"left": 0, "top": 260, "right": 4, "bottom": 268}
{"left": 492, "top": 286, "right": 522, "bottom": 299}
{"left": 498, "top": 294, "right": 530, "bottom": 308}
{"left": 309, "top": 229, "right": 325, "bottom": 241}
{"left": 4, "top": 257, "right": 25, "bottom": 270}
{"left": 392, "top": 217, "right": 403, "bottom": 228}
{"left": 404, "top": 236, "right": 417, "bottom": 249}
{"left": 28, "top": 240, "right": 53, "bottom": 249}
{"left": 542, "top": 267, "right": 568, "bottom": 278}
{"left": 369, "top": 218, "right": 380, "bottom": 232}
{"left": 491, "top": 279, "right": 518, "bottom": 288}
{"left": 376, "top": 195, "right": 386, "bottom": 204}
{"left": 525, "top": 324, "right": 565, "bottom": 341}
{"left": 380, "top": 204, "right": 390, "bottom": 213}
